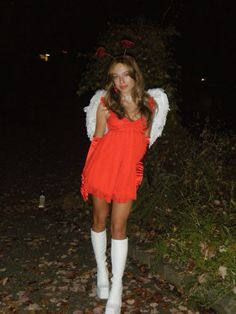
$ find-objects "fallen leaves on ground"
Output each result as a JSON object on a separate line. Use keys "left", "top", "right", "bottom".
{"left": 0, "top": 205, "right": 203, "bottom": 313}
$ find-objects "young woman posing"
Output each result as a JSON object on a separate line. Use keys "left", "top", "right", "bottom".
{"left": 81, "top": 55, "right": 168, "bottom": 313}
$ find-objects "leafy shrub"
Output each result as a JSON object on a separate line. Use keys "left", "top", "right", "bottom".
{"left": 76, "top": 17, "right": 182, "bottom": 127}
{"left": 132, "top": 126, "right": 236, "bottom": 308}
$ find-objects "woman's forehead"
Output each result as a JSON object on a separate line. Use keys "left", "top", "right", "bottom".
{"left": 110, "top": 63, "right": 131, "bottom": 74}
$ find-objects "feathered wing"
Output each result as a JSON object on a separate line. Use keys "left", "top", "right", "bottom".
{"left": 84, "top": 88, "right": 169, "bottom": 146}
{"left": 83, "top": 89, "right": 106, "bottom": 140}
{"left": 147, "top": 88, "right": 170, "bottom": 147}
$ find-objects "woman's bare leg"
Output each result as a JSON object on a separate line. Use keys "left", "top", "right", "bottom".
{"left": 110, "top": 200, "right": 133, "bottom": 239}
{"left": 92, "top": 196, "right": 110, "bottom": 232}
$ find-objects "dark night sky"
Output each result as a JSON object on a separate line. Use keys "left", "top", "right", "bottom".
{"left": 1, "top": 0, "right": 235, "bottom": 77}
{"left": 1, "top": 0, "right": 236, "bottom": 118}
{"left": 1, "top": 0, "right": 236, "bottom": 66}
{"left": 1, "top": 0, "right": 175, "bottom": 52}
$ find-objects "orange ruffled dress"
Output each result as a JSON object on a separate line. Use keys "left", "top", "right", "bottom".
{"left": 81, "top": 96, "right": 155, "bottom": 203}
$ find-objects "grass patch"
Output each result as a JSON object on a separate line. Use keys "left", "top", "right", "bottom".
{"left": 131, "top": 124, "right": 236, "bottom": 309}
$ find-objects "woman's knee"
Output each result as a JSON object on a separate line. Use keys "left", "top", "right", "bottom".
{"left": 92, "top": 196, "right": 109, "bottom": 230}
{"left": 93, "top": 216, "right": 107, "bottom": 231}
{"left": 92, "top": 210, "right": 109, "bottom": 231}
{"left": 110, "top": 222, "right": 127, "bottom": 239}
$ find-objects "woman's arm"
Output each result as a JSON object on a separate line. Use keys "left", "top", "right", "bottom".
{"left": 94, "top": 102, "right": 109, "bottom": 138}
{"left": 145, "top": 98, "right": 157, "bottom": 138}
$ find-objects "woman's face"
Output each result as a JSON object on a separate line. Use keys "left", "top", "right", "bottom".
{"left": 111, "top": 63, "right": 135, "bottom": 95}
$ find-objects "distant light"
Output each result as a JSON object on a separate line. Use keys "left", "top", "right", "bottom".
{"left": 62, "top": 50, "right": 68, "bottom": 54}
{"left": 39, "top": 53, "right": 50, "bottom": 62}
{"left": 201, "top": 77, "right": 207, "bottom": 82}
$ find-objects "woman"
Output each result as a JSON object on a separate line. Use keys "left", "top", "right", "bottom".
{"left": 81, "top": 55, "right": 157, "bottom": 314}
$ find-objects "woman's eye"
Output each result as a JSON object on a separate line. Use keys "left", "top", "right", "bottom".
{"left": 112, "top": 73, "right": 129, "bottom": 81}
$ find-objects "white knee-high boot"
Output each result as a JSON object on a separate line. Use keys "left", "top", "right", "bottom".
{"left": 105, "top": 238, "right": 128, "bottom": 314}
{"left": 91, "top": 229, "right": 110, "bottom": 299}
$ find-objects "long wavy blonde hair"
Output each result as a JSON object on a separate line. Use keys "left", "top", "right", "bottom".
{"left": 104, "top": 55, "right": 153, "bottom": 128}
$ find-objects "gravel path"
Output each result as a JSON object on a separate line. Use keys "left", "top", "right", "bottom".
{"left": 0, "top": 204, "right": 209, "bottom": 314}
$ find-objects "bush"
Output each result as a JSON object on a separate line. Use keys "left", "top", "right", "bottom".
{"left": 76, "top": 17, "right": 182, "bottom": 127}
{"left": 132, "top": 125, "right": 236, "bottom": 308}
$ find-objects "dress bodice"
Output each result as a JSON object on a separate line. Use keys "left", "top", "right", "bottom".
{"left": 107, "top": 110, "right": 147, "bottom": 134}
{"left": 100, "top": 96, "right": 155, "bottom": 138}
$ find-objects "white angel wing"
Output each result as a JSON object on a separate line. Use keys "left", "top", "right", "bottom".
{"left": 83, "top": 89, "right": 106, "bottom": 140}
{"left": 84, "top": 88, "right": 169, "bottom": 145}
{"left": 147, "top": 88, "right": 170, "bottom": 147}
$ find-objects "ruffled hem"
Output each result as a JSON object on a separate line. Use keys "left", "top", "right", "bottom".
{"left": 89, "top": 188, "right": 136, "bottom": 203}
{"left": 81, "top": 161, "right": 145, "bottom": 203}
{"left": 81, "top": 175, "right": 137, "bottom": 203}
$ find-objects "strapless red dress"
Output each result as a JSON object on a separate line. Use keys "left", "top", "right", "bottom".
{"left": 81, "top": 96, "right": 155, "bottom": 203}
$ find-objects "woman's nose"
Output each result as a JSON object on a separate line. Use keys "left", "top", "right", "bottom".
{"left": 119, "top": 76, "right": 124, "bottom": 83}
